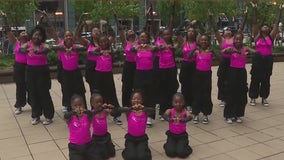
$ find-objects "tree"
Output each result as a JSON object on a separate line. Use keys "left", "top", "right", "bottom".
{"left": 71, "top": 0, "right": 139, "bottom": 24}
{"left": 0, "top": 0, "right": 36, "bottom": 27}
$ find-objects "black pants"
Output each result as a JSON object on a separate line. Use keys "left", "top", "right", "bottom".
{"left": 249, "top": 55, "right": 273, "bottom": 99}
{"left": 57, "top": 60, "right": 63, "bottom": 83}
{"left": 69, "top": 141, "right": 102, "bottom": 160}
{"left": 61, "top": 69, "right": 86, "bottom": 111}
{"left": 164, "top": 131, "right": 192, "bottom": 158}
{"left": 192, "top": 70, "right": 213, "bottom": 116}
{"left": 92, "top": 132, "right": 115, "bottom": 160}
{"left": 153, "top": 56, "right": 160, "bottom": 104}
{"left": 134, "top": 70, "right": 156, "bottom": 119}
{"left": 26, "top": 65, "right": 54, "bottom": 119}
{"left": 13, "top": 62, "right": 29, "bottom": 108}
{"left": 224, "top": 68, "right": 248, "bottom": 118}
{"left": 122, "top": 134, "right": 152, "bottom": 160}
{"left": 217, "top": 57, "right": 230, "bottom": 101}
{"left": 94, "top": 71, "right": 121, "bottom": 117}
{"left": 158, "top": 67, "right": 179, "bottom": 115}
{"left": 85, "top": 60, "right": 97, "bottom": 94}
{"left": 122, "top": 61, "right": 136, "bottom": 107}
{"left": 179, "top": 61, "right": 196, "bottom": 106}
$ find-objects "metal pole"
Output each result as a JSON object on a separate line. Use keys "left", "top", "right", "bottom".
{"left": 64, "top": 0, "right": 68, "bottom": 31}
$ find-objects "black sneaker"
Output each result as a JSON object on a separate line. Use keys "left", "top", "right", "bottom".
{"left": 113, "top": 117, "right": 122, "bottom": 125}
{"left": 193, "top": 115, "right": 199, "bottom": 124}
{"left": 250, "top": 99, "right": 256, "bottom": 106}
{"left": 14, "top": 107, "right": 22, "bottom": 115}
{"left": 31, "top": 117, "right": 40, "bottom": 125}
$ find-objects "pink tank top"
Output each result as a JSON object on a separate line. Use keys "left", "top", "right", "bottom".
{"left": 95, "top": 52, "right": 112, "bottom": 72}
{"left": 221, "top": 39, "right": 234, "bottom": 58}
{"left": 230, "top": 48, "right": 247, "bottom": 69}
{"left": 255, "top": 37, "right": 273, "bottom": 56}
{"left": 182, "top": 42, "right": 197, "bottom": 62}
{"left": 127, "top": 111, "right": 147, "bottom": 137}
{"left": 87, "top": 44, "right": 99, "bottom": 61}
{"left": 159, "top": 46, "right": 175, "bottom": 69}
{"left": 14, "top": 41, "right": 27, "bottom": 64}
{"left": 136, "top": 49, "right": 155, "bottom": 70}
{"left": 155, "top": 37, "right": 164, "bottom": 57}
{"left": 68, "top": 114, "right": 92, "bottom": 145}
{"left": 196, "top": 50, "right": 212, "bottom": 71}
{"left": 59, "top": 45, "right": 79, "bottom": 71}
{"left": 92, "top": 110, "right": 108, "bottom": 136}
{"left": 124, "top": 41, "right": 137, "bottom": 62}
{"left": 26, "top": 42, "right": 48, "bottom": 66}
{"left": 169, "top": 108, "right": 186, "bottom": 135}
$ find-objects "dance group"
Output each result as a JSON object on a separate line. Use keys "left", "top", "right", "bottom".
{"left": 4, "top": 2, "right": 283, "bottom": 160}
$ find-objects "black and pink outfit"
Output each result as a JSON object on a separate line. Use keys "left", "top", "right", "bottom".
{"left": 85, "top": 43, "right": 99, "bottom": 94}
{"left": 122, "top": 41, "right": 137, "bottom": 107}
{"left": 192, "top": 51, "right": 213, "bottom": 116}
{"left": 224, "top": 48, "right": 248, "bottom": 119}
{"left": 134, "top": 49, "right": 156, "bottom": 118}
{"left": 179, "top": 42, "right": 197, "bottom": 107}
{"left": 164, "top": 108, "right": 192, "bottom": 158}
{"left": 58, "top": 45, "right": 86, "bottom": 111}
{"left": 122, "top": 111, "right": 152, "bottom": 160}
{"left": 217, "top": 39, "right": 234, "bottom": 102}
{"left": 13, "top": 41, "right": 29, "bottom": 108}
{"left": 65, "top": 111, "right": 101, "bottom": 160}
{"left": 156, "top": 41, "right": 179, "bottom": 116}
{"left": 92, "top": 110, "right": 115, "bottom": 159}
{"left": 25, "top": 42, "right": 54, "bottom": 120}
{"left": 94, "top": 50, "right": 121, "bottom": 117}
{"left": 249, "top": 36, "right": 273, "bottom": 100}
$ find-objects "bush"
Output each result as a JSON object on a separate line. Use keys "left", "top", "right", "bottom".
{"left": 0, "top": 54, "right": 14, "bottom": 69}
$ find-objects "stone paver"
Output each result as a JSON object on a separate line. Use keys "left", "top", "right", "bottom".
{"left": 0, "top": 62, "right": 284, "bottom": 160}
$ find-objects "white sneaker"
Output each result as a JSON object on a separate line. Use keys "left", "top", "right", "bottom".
{"left": 236, "top": 117, "right": 243, "bottom": 123}
{"left": 113, "top": 117, "right": 122, "bottom": 125}
{"left": 226, "top": 118, "right": 233, "bottom": 124}
{"left": 43, "top": 118, "right": 53, "bottom": 125}
{"left": 262, "top": 98, "right": 269, "bottom": 107}
{"left": 202, "top": 115, "right": 209, "bottom": 124}
{"left": 159, "top": 116, "right": 165, "bottom": 121}
{"left": 250, "top": 99, "right": 256, "bottom": 106}
{"left": 62, "top": 106, "right": 68, "bottom": 113}
{"left": 193, "top": 115, "right": 199, "bottom": 124}
{"left": 14, "top": 107, "right": 22, "bottom": 115}
{"left": 219, "top": 101, "right": 226, "bottom": 107}
{"left": 147, "top": 117, "right": 153, "bottom": 128}
{"left": 31, "top": 118, "right": 40, "bottom": 125}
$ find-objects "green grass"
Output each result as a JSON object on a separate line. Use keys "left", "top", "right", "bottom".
{"left": 0, "top": 54, "right": 14, "bottom": 70}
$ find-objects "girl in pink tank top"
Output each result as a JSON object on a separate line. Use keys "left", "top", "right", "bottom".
{"left": 163, "top": 93, "right": 192, "bottom": 158}
{"left": 90, "top": 92, "right": 115, "bottom": 159}
{"left": 64, "top": 95, "right": 100, "bottom": 160}
{"left": 120, "top": 91, "right": 155, "bottom": 160}
{"left": 224, "top": 33, "right": 258, "bottom": 124}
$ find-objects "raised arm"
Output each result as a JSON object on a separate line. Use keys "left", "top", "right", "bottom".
{"left": 238, "top": 7, "right": 248, "bottom": 33}
{"left": 168, "top": 0, "right": 176, "bottom": 32}
{"left": 251, "top": 2, "right": 259, "bottom": 38}
{"left": 113, "top": 11, "right": 126, "bottom": 47}
{"left": 5, "top": 26, "right": 17, "bottom": 46}
{"left": 270, "top": 4, "right": 284, "bottom": 39}
{"left": 43, "top": 11, "right": 59, "bottom": 42}
{"left": 208, "top": 10, "right": 223, "bottom": 45}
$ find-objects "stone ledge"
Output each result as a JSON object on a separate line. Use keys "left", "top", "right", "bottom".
{"left": 1, "top": 53, "right": 284, "bottom": 84}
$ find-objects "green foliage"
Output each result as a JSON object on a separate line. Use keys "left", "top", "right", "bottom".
{"left": 0, "top": 54, "right": 14, "bottom": 69}
{"left": 71, "top": 0, "right": 139, "bottom": 23}
{"left": 0, "top": 0, "right": 36, "bottom": 27}
{"left": 156, "top": 0, "right": 184, "bottom": 26}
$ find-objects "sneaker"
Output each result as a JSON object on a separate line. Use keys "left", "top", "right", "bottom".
{"left": 147, "top": 117, "right": 153, "bottom": 128}
{"left": 62, "top": 106, "right": 68, "bottom": 113}
{"left": 14, "top": 107, "right": 22, "bottom": 115}
{"left": 236, "top": 117, "right": 243, "bottom": 123}
{"left": 262, "top": 98, "right": 269, "bottom": 107}
{"left": 202, "top": 115, "right": 209, "bottom": 124}
{"left": 113, "top": 117, "right": 122, "bottom": 125}
{"left": 250, "top": 99, "right": 256, "bottom": 106}
{"left": 43, "top": 118, "right": 53, "bottom": 125}
{"left": 193, "top": 115, "right": 199, "bottom": 124}
{"left": 31, "top": 118, "right": 40, "bottom": 125}
{"left": 159, "top": 116, "right": 165, "bottom": 121}
{"left": 226, "top": 118, "right": 233, "bottom": 124}
{"left": 219, "top": 101, "right": 226, "bottom": 107}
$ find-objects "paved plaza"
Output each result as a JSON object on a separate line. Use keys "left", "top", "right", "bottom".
{"left": 0, "top": 62, "right": 284, "bottom": 160}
